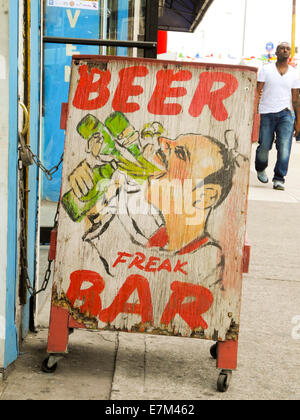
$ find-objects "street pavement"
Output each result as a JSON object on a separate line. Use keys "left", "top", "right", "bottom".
{"left": 1, "top": 143, "right": 300, "bottom": 400}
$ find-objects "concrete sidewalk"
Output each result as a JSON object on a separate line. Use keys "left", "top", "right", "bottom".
{"left": 1, "top": 143, "right": 300, "bottom": 400}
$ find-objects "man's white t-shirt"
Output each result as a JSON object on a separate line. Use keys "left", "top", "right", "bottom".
{"left": 258, "top": 63, "right": 300, "bottom": 114}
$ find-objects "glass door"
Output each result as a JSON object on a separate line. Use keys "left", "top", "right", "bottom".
{"left": 42, "top": 0, "right": 152, "bottom": 202}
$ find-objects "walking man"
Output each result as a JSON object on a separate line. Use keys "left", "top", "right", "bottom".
{"left": 255, "top": 42, "right": 300, "bottom": 190}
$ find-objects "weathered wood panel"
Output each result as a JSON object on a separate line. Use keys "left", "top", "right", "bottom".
{"left": 52, "top": 56, "right": 257, "bottom": 342}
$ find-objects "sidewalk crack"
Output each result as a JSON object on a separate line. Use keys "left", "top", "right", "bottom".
{"left": 109, "top": 331, "right": 119, "bottom": 400}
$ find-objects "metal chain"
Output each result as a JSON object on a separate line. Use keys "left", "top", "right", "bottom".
{"left": 37, "top": 206, "right": 60, "bottom": 297}
{"left": 23, "top": 141, "right": 64, "bottom": 180}
{"left": 18, "top": 133, "right": 62, "bottom": 297}
{"left": 18, "top": 100, "right": 64, "bottom": 179}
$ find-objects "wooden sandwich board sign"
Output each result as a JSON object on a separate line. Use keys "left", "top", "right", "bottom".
{"left": 45, "top": 55, "right": 257, "bottom": 386}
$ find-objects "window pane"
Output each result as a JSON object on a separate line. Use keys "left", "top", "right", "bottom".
{"left": 104, "top": 0, "right": 146, "bottom": 56}
{"left": 43, "top": 0, "right": 102, "bottom": 201}
{"left": 44, "top": 0, "right": 101, "bottom": 39}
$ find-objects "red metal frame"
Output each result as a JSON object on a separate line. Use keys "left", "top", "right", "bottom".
{"left": 46, "top": 297, "right": 239, "bottom": 372}
{"left": 47, "top": 306, "right": 69, "bottom": 353}
{"left": 217, "top": 340, "right": 238, "bottom": 370}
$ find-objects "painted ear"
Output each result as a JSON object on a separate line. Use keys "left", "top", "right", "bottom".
{"left": 224, "top": 129, "right": 238, "bottom": 149}
{"left": 193, "top": 184, "right": 221, "bottom": 209}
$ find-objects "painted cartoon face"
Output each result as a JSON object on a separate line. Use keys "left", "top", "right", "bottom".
{"left": 146, "top": 134, "right": 225, "bottom": 249}
{"left": 153, "top": 134, "right": 223, "bottom": 185}
{"left": 148, "top": 134, "right": 224, "bottom": 218}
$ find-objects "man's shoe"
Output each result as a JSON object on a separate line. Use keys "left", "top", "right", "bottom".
{"left": 257, "top": 170, "right": 268, "bottom": 183}
{"left": 273, "top": 180, "right": 285, "bottom": 191}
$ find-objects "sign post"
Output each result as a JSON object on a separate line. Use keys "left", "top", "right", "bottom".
{"left": 265, "top": 42, "right": 274, "bottom": 53}
{"left": 291, "top": 0, "right": 296, "bottom": 59}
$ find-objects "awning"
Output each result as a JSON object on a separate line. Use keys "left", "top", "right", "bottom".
{"left": 158, "top": 0, "right": 214, "bottom": 33}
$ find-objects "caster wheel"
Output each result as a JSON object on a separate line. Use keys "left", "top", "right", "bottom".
{"left": 210, "top": 343, "right": 218, "bottom": 359}
{"left": 217, "top": 370, "right": 232, "bottom": 392}
{"left": 41, "top": 357, "right": 58, "bottom": 373}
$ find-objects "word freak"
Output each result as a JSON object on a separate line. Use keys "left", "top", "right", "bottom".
{"left": 113, "top": 252, "right": 188, "bottom": 275}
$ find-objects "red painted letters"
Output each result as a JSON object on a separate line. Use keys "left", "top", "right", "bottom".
{"left": 128, "top": 252, "right": 147, "bottom": 270}
{"left": 148, "top": 69, "right": 192, "bottom": 115}
{"left": 113, "top": 252, "right": 133, "bottom": 268}
{"left": 112, "top": 251, "right": 188, "bottom": 275}
{"left": 100, "top": 274, "right": 153, "bottom": 323}
{"left": 160, "top": 281, "right": 213, "bottom": 330}
{"left": 189, "top": 72, "right": 239, "bottom": 121}
{"left": 66, "top": 270, "right": 105, "bottom": 317}
{"left": 72, "top": 65, "right": 111, "bottom": 110}
{"left": 72, "top": 64, "right": 239, "bottom": 121}
{"left": 66, "top": 270, "right": 214, "bottom": 331}
{"left": 112, "top": 66, "right": 149, "bottom": 113}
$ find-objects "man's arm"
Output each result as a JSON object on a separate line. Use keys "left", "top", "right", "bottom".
{"left": 256, "top": 82, "right": 264, "bottom": 112}
{"left": 292, "top": 89, "right": 300, "bottom": 136}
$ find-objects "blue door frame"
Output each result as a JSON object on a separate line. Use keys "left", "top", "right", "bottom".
{"left": 5, "top": 0, "right": 19, "bottom": 368}
{"left": 5, "top": 0, "right": 40, "bottom": 368}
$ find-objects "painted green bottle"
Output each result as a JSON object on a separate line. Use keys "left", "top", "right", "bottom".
{"left": 105, "top": 111, "right": 159, "bottom": 175}
{"left": 77, "top": 112, "right": 158, "bottom": 180}
{"left": 61, "top": 114, "right": 117, "bottom": 222}
{"left": 61, "top": 162, "right": 115, "bottom": 222}
{"left": 78, "top": 114, "right": 121, "bottom": 156}
{"left": 62, "top": 112, "right": 160, "bottom": 222}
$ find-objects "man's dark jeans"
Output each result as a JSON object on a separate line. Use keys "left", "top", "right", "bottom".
{"left": 255, "top": 109, "right": 294, "bottom": 182}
